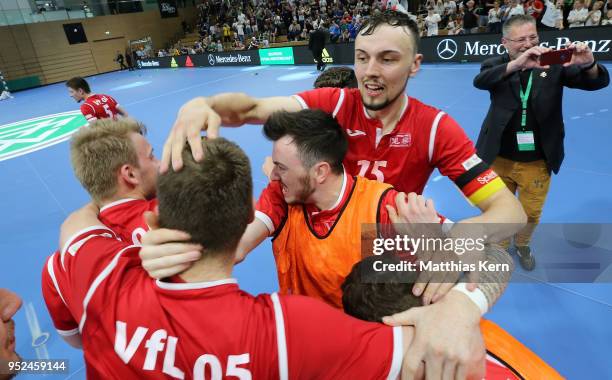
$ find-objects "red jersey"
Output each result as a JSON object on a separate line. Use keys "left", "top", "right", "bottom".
{"left": 42, "top": 228, "right": 404, "bottom": 379}
{"left": 99, "top": 198, "right": 158, "bottom": 245}
{"left": 41, "top": 249, "right": 81, "bottom": 337}
{"left": 41, "top": 197, "right": 156, "bottom": 336}
{"left": 294, "top": 88, "right": 506, "bottom": 205}
{"left": 81, "top": 94, "right": 120, "bottom": 122}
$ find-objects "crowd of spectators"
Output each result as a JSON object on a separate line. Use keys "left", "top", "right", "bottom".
{"left": 156, "top": 0, "right": 611, "bottom": 56}
{"left": 156, "top": 0, "right": 388, "bottom": 56}
{"left": 194, "top": 0, "right": 375, "bottom": 43}
{"left": 417, "top": 0, "right": 612, "bottom": 36}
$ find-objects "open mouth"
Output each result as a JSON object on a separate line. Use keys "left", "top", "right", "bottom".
{"left": 364, "top": 83, "right": 384, "bottom": 97}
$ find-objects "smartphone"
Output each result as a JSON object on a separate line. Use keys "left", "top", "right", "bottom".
{"left": 539, "top": 49, "right": 573, "bottom": 66}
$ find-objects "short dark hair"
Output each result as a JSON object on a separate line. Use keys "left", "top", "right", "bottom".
{"left": 157, "top": 138, "right": 253, "bottom": 255}
{"left": 65, "top": 77, "right": 91, "bottom": 93}
{"left": 263, "top": 109, "right": 348, "bottom": 175}
{"left": 359, "top": 10, "right": 420, "bottom": 54}
{"left": 341, "top": 253, "right": 421, "bottom": 322}
{"left": 313, "top": 67, "right": 358, "bottom": 89}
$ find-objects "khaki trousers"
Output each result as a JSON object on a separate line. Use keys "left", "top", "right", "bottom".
{"left": 492, "top": 157, "right": 551, "bottom": 248}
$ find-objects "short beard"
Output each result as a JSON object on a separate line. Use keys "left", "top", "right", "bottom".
{"left": 362, "top": 81, "right": 407, "bottom": 112}
{"left": 290, "top": 174, "right": 315, "bottom": 204}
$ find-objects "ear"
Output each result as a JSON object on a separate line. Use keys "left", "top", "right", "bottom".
{"left": 501, "top": 37, "right": 509, "bottom": 51}
{"left": 409, "top": 53, "right": 423, "bottom": 78}
{"left": 313, "top": 161, "right": 332, "bottom": 184}
{"left": 119, "top": 164, "right": 139, "bottom": 187}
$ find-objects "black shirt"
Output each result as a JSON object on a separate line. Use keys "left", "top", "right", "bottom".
{"left": 479, "top": 0, "right": 494, "bottom": 15}
{"left": 498, "top": 70, "right": 546, "bottom": 162}
{"left": 463, "top": 8, "right": 479, "bottom": 28}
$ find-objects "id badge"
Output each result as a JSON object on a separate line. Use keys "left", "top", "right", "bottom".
{"left": 516, "top": 131, "right": 535, "bottom": 151}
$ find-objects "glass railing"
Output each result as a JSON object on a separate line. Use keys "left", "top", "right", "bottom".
{"left": 0, "top": 0, "right": 171, "bottom": 26}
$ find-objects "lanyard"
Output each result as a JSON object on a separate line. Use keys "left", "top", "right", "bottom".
{"left": 519, "top": 72, "right": 533, "bottom": 130}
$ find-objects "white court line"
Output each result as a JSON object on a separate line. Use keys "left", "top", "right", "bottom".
{"left": 124, "top": 70, "right": 258, "bottom": 107}
{"left": 63, "top": 364, "right": 86, "bottom": 379}
{"left": 512, "top": 272, "right": 612, "bottom": 309}
{"left": 25, "top": 156, "right": 68, "bottom": 216}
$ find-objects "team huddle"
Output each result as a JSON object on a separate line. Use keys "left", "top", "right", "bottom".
{"left": 31, "top": 9, "right": 610, "bottom": 380}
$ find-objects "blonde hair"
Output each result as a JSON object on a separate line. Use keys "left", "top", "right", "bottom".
{"left": 70, "top": 118, "right": 146, "bottom": 203}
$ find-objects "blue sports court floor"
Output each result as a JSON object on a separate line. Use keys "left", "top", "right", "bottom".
{"left": 1, "top": 63, "right": 611, "bottom": 378}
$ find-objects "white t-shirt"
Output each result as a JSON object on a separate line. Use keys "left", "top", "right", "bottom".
{"left": 425, "top": 13, "right": 441, "bottom": 35}
{"left": 568, "top": 8, "right": 588, "bottom": 27}
{"left": 488, "top": 7, "right": 502, "bottom": 23}
{"left": 585, "top": 9, "right": 602, "bottom": 25}
{"left": 541, "top": 0, "right": 562, "bottom": 27}
{"left": 508, "top": 4, "right": 525, "bottom": 17}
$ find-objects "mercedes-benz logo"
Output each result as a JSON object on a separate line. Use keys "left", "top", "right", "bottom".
{"left": 437, "top": 39, "right": 458, "bottom": 60}
{"left": 208, "top": 54, "right": 215, "bottom": 66}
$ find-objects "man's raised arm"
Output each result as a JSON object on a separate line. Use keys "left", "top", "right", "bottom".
{"left": 163, "top": 94, "right": 302, "bottom": 172}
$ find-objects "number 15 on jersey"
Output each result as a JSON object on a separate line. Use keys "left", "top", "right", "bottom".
{"left": 357, "top": 160, "right": 388, "bottom": 182}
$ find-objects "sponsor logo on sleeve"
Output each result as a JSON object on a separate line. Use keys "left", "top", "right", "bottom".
{"left": 477, "top": 171, "right": 498, "bottom": 185}
{"left": 462, "top": 154, "right": 483, "bottom": 171}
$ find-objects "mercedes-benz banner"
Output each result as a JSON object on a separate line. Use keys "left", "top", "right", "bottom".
{"left": 422, "top": 26, "right": 611, "bottom": 63}
{"left": 137, "top": 50, "right": 261, "bottom": 69}
{"left": 137, "top": 26, "right": 610, "bottom": 69}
